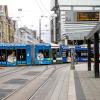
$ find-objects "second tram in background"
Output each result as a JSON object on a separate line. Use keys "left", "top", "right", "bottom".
{"left": 74, "top": 45, "right": 94, "bottom": 62}
{"left": 60, "top": 45, "right": 71, "bottom": 63}
{"left": 75, "top": 45, "right": 88, "bottom": 62}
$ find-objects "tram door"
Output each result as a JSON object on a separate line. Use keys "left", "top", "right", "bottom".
{"left": 0, "top": 49, "right": 6, "bottom": 66}
{"left": 17, "top": 49, "right": 26, "bottom": 64}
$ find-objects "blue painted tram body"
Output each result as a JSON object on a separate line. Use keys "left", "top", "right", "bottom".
{"left": 75, "top": 45, "right": 88, "bottom": 62}
{"left": 0, "top": 43, "right": 32, "bottom": 66}
{"left": 35, "top": 43, "right": 52, "bottom": 65}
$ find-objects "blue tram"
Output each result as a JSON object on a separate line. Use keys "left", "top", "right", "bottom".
{"left": 35, "top": 43, "right": 52, "bottom": 65}
{"left": 75, "top": 45, "right": 88, "bottom": 62}
{"left": 0, "top": 43, "right": 32, "bottom": 66}
{"left": 60, "top": 45, "right": 71, "bottom": 63}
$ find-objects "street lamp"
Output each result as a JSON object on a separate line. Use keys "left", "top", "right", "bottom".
{"left": 50, "top": 14, "right": 57, "bottom": 43}
{"left": 39, "top": 16, "right": 48, "bottom": 43}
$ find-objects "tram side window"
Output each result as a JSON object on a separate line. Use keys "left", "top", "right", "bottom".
{"left": 1, "top": 49, "right": 6, "bottom": 61}
{"left": 81, "top": 51, "right": 88, "bottom": 57}
{"left": 21, "top": 49, "right": 26, "bottom": 61}
{"left": 44, "top": 49, "right": 49, "bottom": 58}
{"left": 0, "top": 50, "right": 1, "bottom": 61}
{"left": 17, "top": 49, "right": 26, "bottom": 61}
{"left": 57, "top": 49, "right": 60, "bottom": 56}
{"left": 17, "top": 49, "right": 21, "bottom": 61}
{"left": 76, "top": 51, "right": 88, "bottom": 57}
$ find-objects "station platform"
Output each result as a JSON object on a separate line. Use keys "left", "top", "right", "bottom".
{"left": 70, "top": 63, "right": 100, "bottom": 100}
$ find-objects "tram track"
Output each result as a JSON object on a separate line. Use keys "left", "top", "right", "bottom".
{"left": 0, "top": 67, "right": 27, "bottom": 78}
{"left": 28, "top": 64, "right": 69, "bottom": 100}
{"left": 28, "top": 66, "right": 65, "bottom": 100}
{"left": 3, "top": 64, "right": 68, "bottom": 100}
{"left": 2, "top": 65, "right": 49, "bottom": 100}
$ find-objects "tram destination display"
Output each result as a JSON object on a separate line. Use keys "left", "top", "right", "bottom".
{"left": 77, "top": 12, "right": 99, "bottom": 21}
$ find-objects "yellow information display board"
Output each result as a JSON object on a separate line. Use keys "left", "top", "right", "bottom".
{"left": 77, "top": 12, "right": 99, "bottom": 21}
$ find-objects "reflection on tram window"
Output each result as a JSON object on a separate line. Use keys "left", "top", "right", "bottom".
{"left": 44, "top": 49, "right": 49, "bottom": 58}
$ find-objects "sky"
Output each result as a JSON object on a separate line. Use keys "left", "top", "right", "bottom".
{"left": 0, "top": 0, "right": 100, "bottom": 43}
{"left": 0, "top": 0, "right": 52, "bottom": 42}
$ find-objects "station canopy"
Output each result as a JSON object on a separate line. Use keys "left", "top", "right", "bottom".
{"left": 63, "top": 22, "right": 98, "bottom": 40}
{"left": 55, "top": 0, "right": 100, "bottom": 40}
